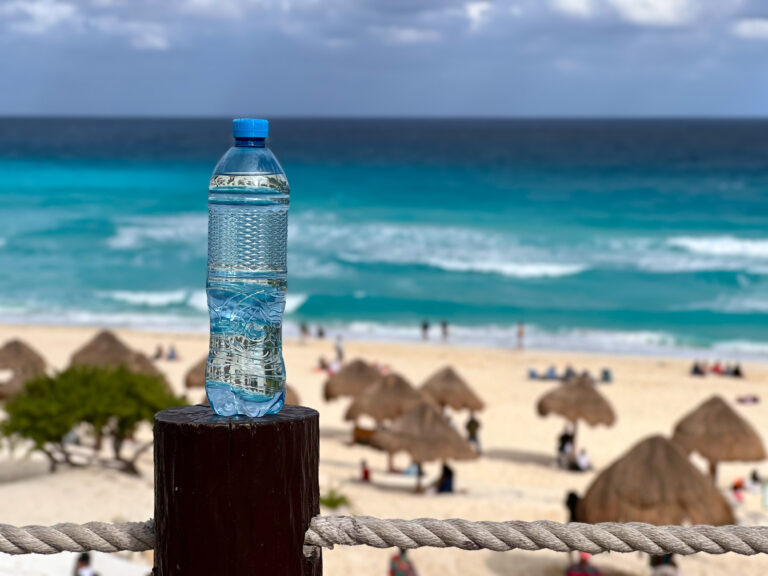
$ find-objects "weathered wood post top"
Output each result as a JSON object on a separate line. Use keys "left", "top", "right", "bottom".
{"left": 154, "top": 404, "right": 321, "bottom": 575}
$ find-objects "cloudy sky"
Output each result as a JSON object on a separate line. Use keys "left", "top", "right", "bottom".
{"left": 1, "top": 0, "right": 767, "bottom": 116}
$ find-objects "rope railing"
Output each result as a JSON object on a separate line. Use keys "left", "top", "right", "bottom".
{"left": 2, "top": 517, "right": 768, "bottom": 557}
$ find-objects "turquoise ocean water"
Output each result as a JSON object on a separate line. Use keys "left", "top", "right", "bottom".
{"left": 1, "top": 118, "right": 767, "bottom": 357}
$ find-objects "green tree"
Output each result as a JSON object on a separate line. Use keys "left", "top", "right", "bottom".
{"left": 2, "top": 366, "right": 182, "bottom": 474}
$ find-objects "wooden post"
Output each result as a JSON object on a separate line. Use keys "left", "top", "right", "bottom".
{"left": 154, "top": 405, "right": 321, "bottom": 576}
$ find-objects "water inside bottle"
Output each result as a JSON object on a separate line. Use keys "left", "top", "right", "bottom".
{"left": 206, "top": 189, "right": 288, "bottom": 417}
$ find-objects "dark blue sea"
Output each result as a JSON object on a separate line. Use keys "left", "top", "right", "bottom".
{"left": 1, "top": 118, "right": 768, "bottom": 356}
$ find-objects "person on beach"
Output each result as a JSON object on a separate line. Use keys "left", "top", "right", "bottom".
{"left": 167, "top": 345, "right": 178, "bottom": 361}
{"left": 300, "top": 323, "right": 309, "bottom": 344}
{"left": 436, "top": 463, "right": 454, "bottom": 493}
{"left": 733, "top": 363, "right": 744, "bottom": 378}
{"left": 74, "top": 552, "right": 98, "bottom": 576}
{"left": 573, "top": 449, "right": 592, "bottom": 472}
{"left": 650, "top": 553, "right": 679, "bottom": 576}
{"left": 565, "top": 491, "right": 580, "bottom": 523}
{"left": 317, "top": 325, "right": 325, "bottom": 339}
{"left": 421, "top": 320, "right": 430, "bottom": 341}
{"left": 567, "top": 552, "right": 601, "bottom": 576}
{"left": 152, "top": 345, "right": 163, "bottom": 360}
{"left": 546, "top": 365, "right": 558, "bottom": 380}
{"left": 440, "top": 319, "right": 449, "bottom": 342}
{"left": 361, "top": 459, "right": 371, "bottom": 483}
{"left": 516, "top": 321, "right": 525, "bottom": 350}
{"left": 558, "top": 427, "right": 574, "bottom": 469}
{"left": 390, "top": 548, "right": 418, "bottom": 576}
{"left": 465, "top": 412, "right": 481, "bottom": 453}
{"left": 335, "top": 335, "right": 344, "bottom": 363}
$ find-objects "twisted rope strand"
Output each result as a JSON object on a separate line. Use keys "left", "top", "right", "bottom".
{"left": 305, "top": 516, "right": 768, "bottom": 556}
{"left": 1, "top": 517, "right": 768, "bottom": 556}
{"left": 0, "top": 521, "right": 155, "bottom": 555}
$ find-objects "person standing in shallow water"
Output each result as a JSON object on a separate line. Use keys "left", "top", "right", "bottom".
{"left": 335, "top": 335, "right": 344, "bottom": 363}
{"left": 440, "top": 319, "right": 449, "bottom": 342}
{"left": 516, "top": 321, "right": 525, "bottom": 350}
{"left": 421, "top": 320, "right": 430, "bottom": 341}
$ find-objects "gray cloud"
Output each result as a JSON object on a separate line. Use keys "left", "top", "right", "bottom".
{"left": 0, "top": 0, "right": 766, "bottom": 115}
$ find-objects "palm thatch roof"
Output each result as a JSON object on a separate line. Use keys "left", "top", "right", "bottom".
{"left": 69, "top": 330, "right": 167, "bottom": 385}
{"left": 420, "top": 366, "right": 484, "bottom": 412}
{"left": 285, "top": 385, "right": 300, "bottom": 406}
{"left": 672, "top": 395, "right": 766, "bottom": 464}
{"left": 323, "top": 358, "right": 381, "bottom": 401}
{"left": 185, "top": 356, "right": 206, "bottom": 389}
{"left": 372, "top": 402, "right": 477, "bottom": 463}
{"left": 577, "top": 435, "right": 734, "bottom": 525}
{"left": 344, "top": 372, "right": 423, "bottom": 423}
{"left": 537, "top": 376, "right": 615, "bottom": 426}
{"left": 0, "top": 339, "right": 47, "bottom": 399}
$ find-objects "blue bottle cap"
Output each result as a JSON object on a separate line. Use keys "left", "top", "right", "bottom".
{"left": 233, "top": 118, "right": 269, "bottom": 138}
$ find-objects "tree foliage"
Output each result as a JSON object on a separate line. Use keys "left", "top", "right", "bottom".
{"left": 2, "top": 366, "right": 182, "bottom": 474}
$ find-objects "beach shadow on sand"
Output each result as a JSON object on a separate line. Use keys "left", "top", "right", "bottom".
{"left": 487, "top": 551, "right": 638, "bottom": 576}
{"left": 319, "top": 426, "right": 352, "bottom": 442}
{"left": 483, "top": 448, "right": 556, "bottom": 468}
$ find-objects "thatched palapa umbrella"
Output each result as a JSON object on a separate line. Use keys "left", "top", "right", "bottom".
{"left": 373, "top": 402, "right": 477, "bottom": 491}
{"left": 185, "top": 356, "right": 207, "bottom": 389}
{"left": 672, "top": 395, "right": 765, "bottom": 480}
{"left": 70, "top": 330, "right": 168, "bottom": 387}
{"left": 285, "top": 385, "right": 300, "bottom": 406}
{"left": 420, "top": 366, "right": 484, "bottom": 412}
{"left": 344, "top": 372, "right": 422, "bottom": 423}
{"left": 0, "top": 339, "right": 47, "bottom": 399}
{"left": 537, "top": 375, "right": 615, "bottom": 452}
{"left": 578, "top": 435, "right": 734, "bottom": 525}
{"left": 323, "top": 358, "right": 381, "bottom": 401}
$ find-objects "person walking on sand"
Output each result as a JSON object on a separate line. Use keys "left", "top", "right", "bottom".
{"left": 465, "top": 412, "right": 481, "bottom": 454}
{"left": 517, "top": 321, "right": 525, "bottom": 350}
{"left": 421, "top": 320, "right": 430, "bottom": 341}
{"left": 300, "top": 323, "right": 309, "bottom": 344}
{"left": 335, "top": 335, "right": 345, "bottom": 363}
{"left": 74, "top": 552, "right": 98, "bottom": 576}
{"left": 390, "top": 548, "right": 418, "bottom": 576}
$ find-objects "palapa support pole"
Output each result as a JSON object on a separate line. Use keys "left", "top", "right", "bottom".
{"left": 154, "top": 405, "right": 321, "bottom": 576}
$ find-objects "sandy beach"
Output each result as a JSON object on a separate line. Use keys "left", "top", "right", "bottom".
{"left": 1, "top": 323, "right": 767, "bottom": 576}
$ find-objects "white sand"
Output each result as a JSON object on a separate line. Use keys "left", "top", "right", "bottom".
{"left": 1, "top": 323, "right": 767, "bottom": 576}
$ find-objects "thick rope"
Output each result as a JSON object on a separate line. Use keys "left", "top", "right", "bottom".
{"left": 2, "top": 517, "right": 768, "bottom": 556}
{"left": 0, "top": 521, "right": 154, "bottom": 555}
{"left": 307, "top": 517, "right": 768, "bottom": 556}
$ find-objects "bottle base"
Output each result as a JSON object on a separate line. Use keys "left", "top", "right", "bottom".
{"left": 205, "top": 382, "right": 285, "bottom": 417}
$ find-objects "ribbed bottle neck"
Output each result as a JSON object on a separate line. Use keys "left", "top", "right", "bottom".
{"left": 234, "top": 137, "right": 267, "bottom": 148}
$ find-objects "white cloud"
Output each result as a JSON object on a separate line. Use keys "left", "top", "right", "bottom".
{"left": 0, "top": 0, "right": 78, "bottom": 34}
{"left": 550, "top": 0, "right": 595, "bottom": 18}
{"left": 732, "top": 18, "right": 768, "bottom": 40}
{"left": 374, "top": 26, "right": 441, "bottom": 44}
{"left": 90, "top": 16, "right": 169, "bottom": 50}
{"left": 465, "top": 1, "right": 492, "bottom": 31}
{"left": 551, "top": 0, "right": 697, "bottom": 25}
{"left": 609, "top": 0, "right": 695, "bottom": 26}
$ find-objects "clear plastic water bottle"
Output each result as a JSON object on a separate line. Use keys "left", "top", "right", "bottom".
{"left": 206, "top": 119, "right": 289, "bottom": 417}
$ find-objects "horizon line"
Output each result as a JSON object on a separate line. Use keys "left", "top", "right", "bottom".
{"left": 2, "top": 114, "right": 768, "bottom": 122}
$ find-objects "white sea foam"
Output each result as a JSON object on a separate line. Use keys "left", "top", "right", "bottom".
{"left": 187, "top": 290, "right": 208, "bottom": 312}
{"left": 292, "top": 213, "right": 587, "bottom": 279}
{"left": 285, "top": 293, "right": 308, "bottom": 314}
{"left": 424, "top": 259, "right": 586, "bottom": 278}
{"left": 0, "top": 238, "right": 5, "bottom": 249}
{"left": 98, "top": 290, "right": 190, "bottom": 307}
{"left": 108, "top": 214, "right": 207, "bottom": 250}
{"left": 668, "top": 236, "right": 768, "bottom": 259}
